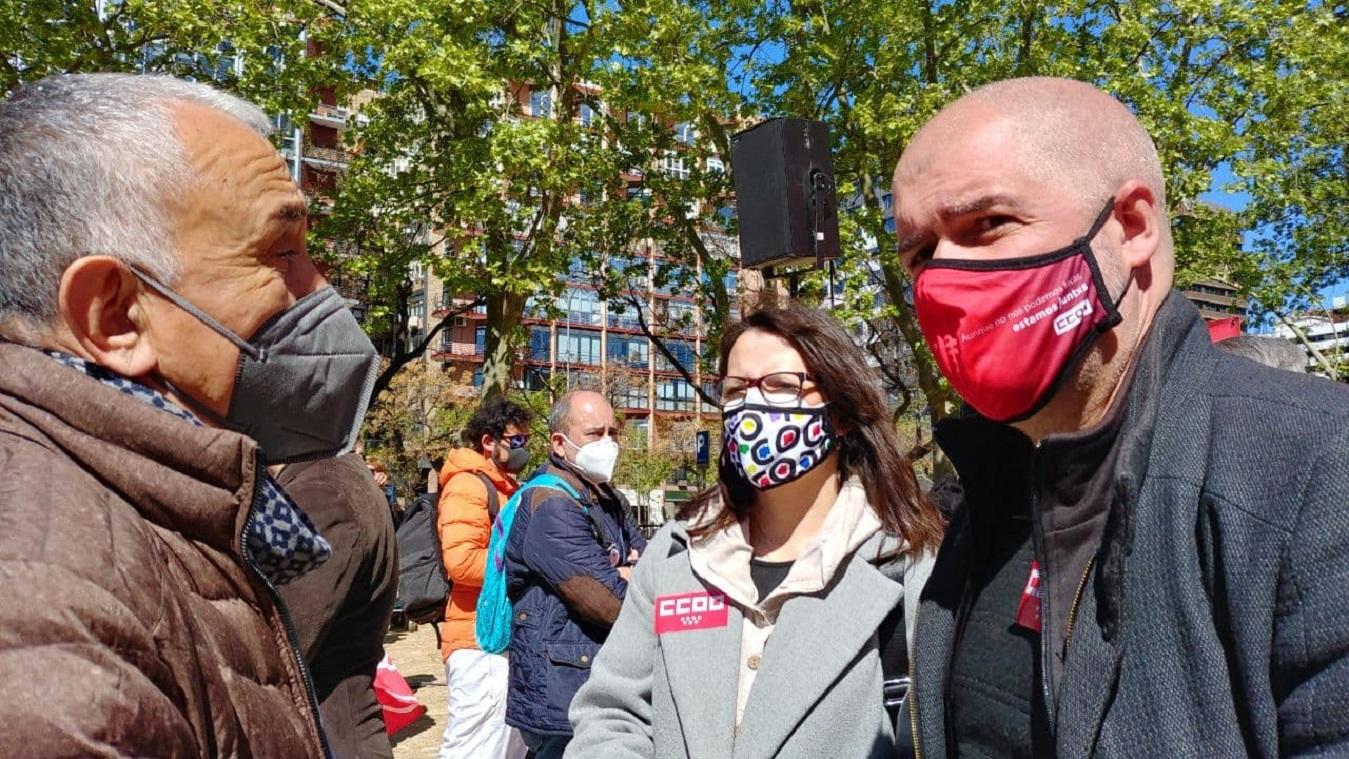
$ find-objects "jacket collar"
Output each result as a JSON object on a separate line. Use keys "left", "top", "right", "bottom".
{"left": 684, "top": 476, "right": 888, "bottom": 616}
{"left": 661, "top": 494, "right": 904, "bottom": 759}
{"left": 0, "top": 342, "right": 265, "bottom": 559}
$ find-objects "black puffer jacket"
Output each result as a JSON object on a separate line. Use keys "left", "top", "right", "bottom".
{"left": 911, "top": 293, "right": 1349, "bottom": 758}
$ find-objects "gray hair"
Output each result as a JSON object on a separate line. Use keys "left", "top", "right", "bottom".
{"left": 1215, "top": 334, "right": 1307, "bottom": 373}
{"left": 548, "top": 392, "right": 576, "bottom": 434}
{"left": 0, "top": 73, "right": 273, "bottom": 338}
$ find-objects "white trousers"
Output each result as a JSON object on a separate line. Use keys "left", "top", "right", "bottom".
{"left": 438, "top": 648, "right": 527, "bottom": 759}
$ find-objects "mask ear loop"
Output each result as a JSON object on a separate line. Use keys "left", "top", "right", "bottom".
{"left": 128, "top": 266, "right": 264, "bottom": 361}
{"left": 1076, "top": 199, "right": 1132, "bottom": 333}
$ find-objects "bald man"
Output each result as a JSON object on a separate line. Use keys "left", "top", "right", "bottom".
{"left": 501, "top": 390, "right": 646, "bottom": 757}
{"left": 894, "top": 78, "right": 1349, "bottom": 758}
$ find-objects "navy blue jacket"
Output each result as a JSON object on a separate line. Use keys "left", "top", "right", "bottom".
{"left": 504, "top": 456, "right": 647, "bottom": 736}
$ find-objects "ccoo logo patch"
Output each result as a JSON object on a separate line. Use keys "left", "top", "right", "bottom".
{"left": 654, "top": 590, "right": 729, "bottom": 635}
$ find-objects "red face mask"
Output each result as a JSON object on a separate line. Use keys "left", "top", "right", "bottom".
{"left": 913, "top": 201, "right": 1126, "bottom": 423}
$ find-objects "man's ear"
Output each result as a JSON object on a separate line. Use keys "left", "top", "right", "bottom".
{"left": 58, "top": 256, "right": 157, "bottom": 377}
{"left": 481, "top": 433, "right": 496, "bottom": 454}
{"left": 1112, "top": 181, "right": 1162, "bottom": 271}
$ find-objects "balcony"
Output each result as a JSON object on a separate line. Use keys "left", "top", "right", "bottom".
{"left": 310, "top": 104, "right": 349, "bottom": 129}
{"left": 432, "top": 300, "right": 488, "bottom": 319}
{"left": 432, "top": 343, "right": 486, "bottom": 362}
{"left": 303, "top": 145, "right": 350, "bottom": 170}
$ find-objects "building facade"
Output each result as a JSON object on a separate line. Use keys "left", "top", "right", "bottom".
{"left": 1272, "top": 297, "right": 1349, "bottom": 378}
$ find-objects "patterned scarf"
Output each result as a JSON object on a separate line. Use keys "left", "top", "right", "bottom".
{"left": 46, "top": 352, "right": 330, "bottom": 585}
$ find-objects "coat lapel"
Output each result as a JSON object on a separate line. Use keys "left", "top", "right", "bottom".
{"left": 732, "top": 553, "right": 903, "bottom": 759}
{"left": 656, "top": 553, "right": 741, "bottom": 759}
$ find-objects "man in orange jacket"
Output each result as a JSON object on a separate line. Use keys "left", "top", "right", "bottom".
{"left": 437, "top": 397, "right": 533, "bottom": 759}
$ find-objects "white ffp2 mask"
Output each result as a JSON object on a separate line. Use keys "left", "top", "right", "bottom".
{"left": 563, "top": 435, "right": 619, "bottom": 484}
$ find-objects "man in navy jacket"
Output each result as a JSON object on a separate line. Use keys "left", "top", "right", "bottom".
{"left": 503, "top": 390, "right": 646, "bottom": 758}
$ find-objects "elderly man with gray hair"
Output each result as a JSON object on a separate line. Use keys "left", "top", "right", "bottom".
{"left": 0, "top": 74, "right": 379, "bottom": 756}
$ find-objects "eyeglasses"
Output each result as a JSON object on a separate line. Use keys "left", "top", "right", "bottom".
{"left": 717, "top": 372, "right": 815, "bottom": 408}
{"left": 501, "top": 434, "right": 530, "bottom": 449}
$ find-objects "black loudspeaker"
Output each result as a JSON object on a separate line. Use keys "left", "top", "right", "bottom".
{"left": 730, "top": 117, "right": 839, "bottom": 270}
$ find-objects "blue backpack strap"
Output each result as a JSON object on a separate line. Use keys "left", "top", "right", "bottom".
{"left": 522, "top": 472, "right": 580, "bottom": 501}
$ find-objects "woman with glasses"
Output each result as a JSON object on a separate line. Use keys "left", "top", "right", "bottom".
{"left": 566, "top": 305, "right": 944, "bottom": 759}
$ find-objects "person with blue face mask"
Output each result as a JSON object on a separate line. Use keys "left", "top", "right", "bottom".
{"left": 0, "top": 74, "right": 378, "bottom": 756}
{"left": 566, "top": 306, "right": 945, "bottom": 759}
{"left": 500, "top": 390, "right": 648, "bottom": 759}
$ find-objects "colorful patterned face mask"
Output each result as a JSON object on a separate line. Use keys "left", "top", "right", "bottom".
{"left": 723, "top": 402, "right": 837, "bottom": 490}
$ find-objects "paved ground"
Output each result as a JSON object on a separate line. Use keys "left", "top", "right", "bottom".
{"left": 385, "top": 623, "right": 448, "bottom": 758}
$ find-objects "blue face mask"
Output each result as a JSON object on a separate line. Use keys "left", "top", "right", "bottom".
{"left": 132, "top": 269, "right": 380, "bottom": 464}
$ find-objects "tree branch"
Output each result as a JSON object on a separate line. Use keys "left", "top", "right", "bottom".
{"left": 624, "top": 291, "right": 722, "bottom": 409}
{"left": 370, "top": 295, "right": 488, "bottom": 401}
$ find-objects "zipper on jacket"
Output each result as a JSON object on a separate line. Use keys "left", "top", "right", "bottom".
{"left": 1027, "top": 443, "right": 1057, "bottom": 739}
{"left": 908, "top": 603, "right": 923, "bottom": 759}
{"left": 241, "top": 462, "right": 333, "bottom": 759}
{"left": 1061, "top": 557, "right": 1095, "bottom": 657}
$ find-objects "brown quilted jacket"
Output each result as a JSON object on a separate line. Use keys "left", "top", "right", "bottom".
{"left": 0, "top": 343, "right": 327, "bottom": 758}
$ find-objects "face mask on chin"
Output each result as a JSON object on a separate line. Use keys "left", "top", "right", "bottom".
{"left": 560, "top": 434, "right": 619, "bottom": 484}
{"left": 130, "top": 268, "right": 380, "bottom": 464}
{"left": 912, "top": 199, "right": 1132, "bottom": 423}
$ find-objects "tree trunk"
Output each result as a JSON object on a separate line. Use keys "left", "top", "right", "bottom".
{"left": 480, "top": 289, "right": 527, "bottom": 399}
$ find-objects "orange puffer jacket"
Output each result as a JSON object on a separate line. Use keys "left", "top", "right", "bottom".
{"left": 437, "top": 449, "right": 520, "bottom": 661}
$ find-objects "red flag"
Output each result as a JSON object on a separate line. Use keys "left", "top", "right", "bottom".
{"left": 1206, "top": 316, "right": 1242, "bottom": 342}
{"left": 374, "top": 656, "right": 426, "bottom": 736}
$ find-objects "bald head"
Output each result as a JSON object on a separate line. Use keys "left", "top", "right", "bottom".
{"left": 899, "top": 77, "right": 1166, "bottom": 215}
{"left": 892, "top": 76, "right": 1175, "bottom": 440}
{"left": 549, "top": 389, "right": 619, "bottom": 461}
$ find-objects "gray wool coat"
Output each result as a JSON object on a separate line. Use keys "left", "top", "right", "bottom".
{"left": 565, "top": 519, "right": 934, "bottom": 759}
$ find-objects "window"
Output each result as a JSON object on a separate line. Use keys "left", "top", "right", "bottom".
{"left": 557, "top": 329, "right": 602, "bottom": 365}
{"left": 607, "top": 334, "right": 650, "bottom": 369}
{"left": 662, "top": 152, "right": 689, "bottom": 180}
{"left": 656, "top": 379, "right": 695, "bottom": 411}
{"left": 472, "top": 367, "right": 484, "bottom": 387}
{"left": 529, "top": 327, "right": 552, "bottom": 361}
{"left": 409, "top": 292, "right": 426, "bottom": 322}
{"left": 608, "top": 303, "right": 644, "bottom": 330}
{"left": 664, "top": 300, "right": 696, "bottom": 328}
{"left": 706, "top": 156, "right": 724, "bottom": 174}
{"left": 530, "top": 89, "right": 552, "bottom": 118}
{"left": 655, "top": 340, "right": 696, "bottom": 372}
{"left": 525, "top": 367, "right": 551, "bottom": 391}
{"left": 558, "top": 289, "right": 601, "bottom": 326}
{"left": 274, "top": 114, "right": 296, "bottom": 156}
{"left": 674, "top": 122, "right": 696, "bottom": 145}
{"left": 474, "top": 326, "right": 487, "bottom": 354}
{"left": 620, "top": 380, "right": 648, "bottom": 410}
{"left": 579, "top": 103, "right": 596, "bottom": 128}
